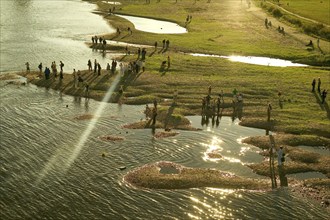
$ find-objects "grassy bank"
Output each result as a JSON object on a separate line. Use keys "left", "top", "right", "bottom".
{"left": 89, "top": 0, "right": 330, "bottom": 63}
{"left": 243, "top": 134, "right": 330, "bottom": 178}
{"left": 17, "top": 0, "right": 330, "bottom": 138}
{"left": 257, "top": 0, "right": 330, "bottom": 41}
{"left": 9, "top": 1, "right": 330, "bottom": 206}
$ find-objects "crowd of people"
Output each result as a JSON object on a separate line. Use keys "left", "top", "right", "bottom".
{"left": 22, "top": 9, "right": 327, "bottom": 128}
{"left": 201, "top": 86, "right": 243, "bottom": 118}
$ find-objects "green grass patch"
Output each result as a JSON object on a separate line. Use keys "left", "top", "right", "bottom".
{"left": 259, "top": 0, "right": 330, "bottom": 40}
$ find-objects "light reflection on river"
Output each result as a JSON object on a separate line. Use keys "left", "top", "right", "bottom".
{"left": 0, "top": 0, "right": 328, "bottom": 219}
{"left": 0, "top": 81, "right": 328, "bottom": 219}
{"left": 0, "top": 0, "right": 115, "bottom": 73}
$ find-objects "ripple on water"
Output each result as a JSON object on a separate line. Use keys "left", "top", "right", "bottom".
{"left": 1, "top": 83, "right": 328, "bottom": 219}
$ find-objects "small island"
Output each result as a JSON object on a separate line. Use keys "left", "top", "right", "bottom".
{"left": 124, "top": 161, "right": 269, "bottom": 190}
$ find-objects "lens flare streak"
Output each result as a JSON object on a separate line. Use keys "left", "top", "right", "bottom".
{"left": 36, "top": 74, "right": 121, "bottom": 184}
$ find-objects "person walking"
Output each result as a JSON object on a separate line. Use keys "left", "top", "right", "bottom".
{"left": 317, "top": 78, "right": 321, "bottom": 93}
{"left": 321, "top": 89, "right": 327, "bottom": 104}
{"left": 267, "top": 103, "right": 272, "bottom": 122}
{"left": 311, "top": 78, "right": 316, "bottom": 92}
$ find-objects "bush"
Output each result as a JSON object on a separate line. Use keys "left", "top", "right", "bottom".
{"left": 284, "top": 15, "right": 302, "bottom": 27}
{"left": 272, "top": 8, "right": 283, "bottom": 18}
{"left": 267, "top": 6, "right": 274, "bottom": 13}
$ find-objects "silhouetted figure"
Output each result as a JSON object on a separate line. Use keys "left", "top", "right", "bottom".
{"left": 94, "top": 59, "right": 97, "bottom": 73}
{"left": 152, "top": 107, "right": 157, "bottom": 125}
{"left": 141, "top": 48, "right": 147, "bottom": 60}
{"left": 317, "top": 78, "right": 321, "bottom": 93}
{"left": 97, "top": 63, "right": 101, "bottom": 76}
{"left": 25, "top": 62, "right": 30, "bottom": 73}
{"left": 137, "top": 48, "right": 141, "bottom": 59}
{"left": 103, "top": 39, "right": 107, "bottom": 50}
{"left": 202, "top": 97, "right": 206, "bottom": 114}
{"left": 153, "top": 99, "right": 158, "bottom": 109}
{"left": 59, "top": 61, "right": 64, "bottom": 71}
{"left": 88, "top": 59, "right": 92, "bottom": 71}
{"left": 321, "top": 89, "right": 327, "bottom": 104}
{"left": 311, "top": 78, "right": 316, "bottom": 92}
{"left": 267, "top": 103, "right": 272, "bottom": 122}
{"left": 38, "top": 63, "right": 43, "bottom": 73}
{"left": 208, "top": 85, "right": 212, "bottom": 95}
{"left": 165, "top": 40, "right": 170, "bottom": 49}
{"left": 44, "top": 67, "right": 50, "bottom": 80}
{"left": 306, "top": 40, "right": 314, "bottom": 49}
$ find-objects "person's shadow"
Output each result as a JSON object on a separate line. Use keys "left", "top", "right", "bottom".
{"left": 313, "top": 92, "right": 330, "bottom": 119}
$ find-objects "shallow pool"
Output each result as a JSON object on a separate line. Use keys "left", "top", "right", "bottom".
{"left": 189, "top": 53, "right": 308, "bottom": 67}
{"left": 116, "top": 14, "right": 187, "bottom": 34}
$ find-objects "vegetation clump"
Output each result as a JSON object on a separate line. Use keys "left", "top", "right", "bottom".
{"left": 124, "top": 161, "right": 269, "bottom": 190}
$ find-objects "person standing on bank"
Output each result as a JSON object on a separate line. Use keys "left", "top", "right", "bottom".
{"left": 59, "top": 61, "right": 64, "bottom": 72}
{"left": 25, "top": 62, "right": 30, "bottom": 73}
{"left": 267, "top": 103, "right": 272, "bottom": 122}
{"left": 311, "top": 78, "right": 316, "bottom": 92}
{"left": 38, "top": 63, "right": 43, "bottom": 74}
{"left": 317, "top": 78, "right": 321, "bottom": 93}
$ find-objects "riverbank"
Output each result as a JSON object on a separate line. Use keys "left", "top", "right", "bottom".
{"left": 11, "top": 0, "right": 330, "bottom": 210}
{"left": 84, "top": 0, "right": 330, "bottom": 136}
{"left": 91, "top": 0, "right": 330, "bottom": 65}
{"left": 13, "top": 0, "right": 329, "bottom": 155}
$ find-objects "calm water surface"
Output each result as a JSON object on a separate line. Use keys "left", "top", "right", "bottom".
{"left": 0, "top": 0, "right": 328, "bottom": 219}
{"left": 0, "top": 0, "right": 115, "bottom": 73}
{"left": 116, "top": 14, "right": 187, "bottom": 34}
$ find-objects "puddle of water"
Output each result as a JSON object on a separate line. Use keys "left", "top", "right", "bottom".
{"left": 102, "top": 1, "right": 122, "bottom": 5}
{"left": 116, "top": 14, "right": 187, "bottom": 34}
{"left": 189, "top": 53, "right": 308, "bottom": 67}
{"left": 107, "top": 40, "right": 153, "bottom": 48}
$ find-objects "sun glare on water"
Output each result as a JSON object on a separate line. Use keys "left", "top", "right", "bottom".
{"left": 36, "top": 74, "right": 121, "bottom": 184}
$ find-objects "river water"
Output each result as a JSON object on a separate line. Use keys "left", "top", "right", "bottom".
{"left": 0, "top": 0, "right": 114, "bottom": 73}
{"left": 0, "top": 0, "right": 328, "bottom": 219}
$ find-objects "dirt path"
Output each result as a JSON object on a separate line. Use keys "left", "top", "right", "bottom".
{"left": 246, "top": 1, "right": 329, "bottom": 54}
{"left": 266, "top": 1, "right": 330, "bottom": 28}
